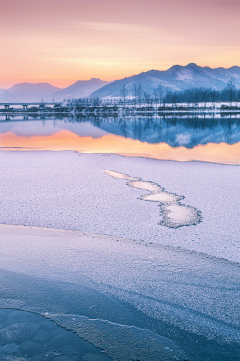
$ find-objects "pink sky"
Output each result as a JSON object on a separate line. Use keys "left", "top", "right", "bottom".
{"left": 0, "top": 0, "right": 239, "bottom": 88}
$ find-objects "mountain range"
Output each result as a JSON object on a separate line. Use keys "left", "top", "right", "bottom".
{"left": 0, "top": 79, "right": 109, "bottom": 103}
{"left": 8, "top": 83, "right": 61, "bottom": 103}
{"left": 50, "top": 78, "right": 109, "bottom": 102}
{"left": 90, "top": 63, "right": 240, "bottom": 99}
{"left": 1, "top": 64, "right": 240, "bottom": 103}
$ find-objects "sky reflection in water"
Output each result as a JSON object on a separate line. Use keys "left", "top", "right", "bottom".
{"left": 0, "top": 115, "right": 240, "bottom": 165}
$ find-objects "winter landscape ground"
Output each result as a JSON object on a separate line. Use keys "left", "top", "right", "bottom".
{"left": 1, "top": 0, "right": 240, "bottom": 359}
{"left": 0, "top": 116, "right": 239, "bottom": 361}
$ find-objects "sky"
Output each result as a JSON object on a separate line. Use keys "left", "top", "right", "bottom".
{"left": 0, "top": 0, "right": 239, "bottom": 88}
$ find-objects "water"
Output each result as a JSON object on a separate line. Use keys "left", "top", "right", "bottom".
{"left": 0, "top": 309, "right": 112, "bottom": 360}
{"left": 1, "top": 115, "right": 240, "bottom": 164}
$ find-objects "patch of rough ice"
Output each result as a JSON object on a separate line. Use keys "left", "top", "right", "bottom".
{"left": 141, "top": 192, "right": 181, "bottom": 203}
{"left": 162, "top": 205, "right": 201, "bottom": 228}
{"left": 103, "top": 170, "right": 139, "bottom": 181}
{"left": 129, "top": 180, "right": 162, "bottom": 192}
{"left": 0, "top": 224, "right": 239, "bottom": 356}
{"left": 48, "top": 313, "right": 186, "bottom": 361}
{"left": 104, "top": 170, "right": 201, "bottom": 228}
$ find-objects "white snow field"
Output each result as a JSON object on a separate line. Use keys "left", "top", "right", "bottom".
{"left": 0, "top": 151, "right": 239, "bottom": 360}
{"left": 0, "top": 151, "right": 239, "bottom": 262}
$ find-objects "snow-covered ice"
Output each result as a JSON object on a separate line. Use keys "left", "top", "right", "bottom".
{"left": 0, "top": 151, "right": 239, "bottom": 262}
{"left": 0, "top": 150, "right": 239, "bottom": 360}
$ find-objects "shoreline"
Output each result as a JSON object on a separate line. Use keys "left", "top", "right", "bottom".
{"left": 1, "top": 108, "right": 240, "bottom": 117}
{"left": 1, "top": 148, "right": 240, "bottom": 166}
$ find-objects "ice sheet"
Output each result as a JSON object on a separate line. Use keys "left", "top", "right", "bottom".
{"left": 0, "top": 309, "right": 109, "bottom": 360}
{"left": 0, "top": 225, "right": 239, "bottom": 360}
{"left": 0, "top": 151, "right": 238, "bottom": 262}
{"left": 103, "top": 170, "right": 138, "bottom": 181}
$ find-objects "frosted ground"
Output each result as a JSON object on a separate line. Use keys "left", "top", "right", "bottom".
{"left": 0, "top": 152, "right": 239, "bottom": 262}
{"left": 0, "top": 151, "right": 239, "bottom": 360}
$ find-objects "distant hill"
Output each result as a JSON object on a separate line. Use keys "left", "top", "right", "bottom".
{"left": 7, "top": 83, "right": 61, "bottom": 103}
{"left": 0, "top": 88, "right": 17, "bottom": 102}
{"left": 3, "top": 79, "right": 109, "bottom": 103}
{"left": 3, "top": 65, "right": 240, "bottom": 103}
{"left": 50, "top": 78, "right": 109, "bottom": 101}
{"left": 89, "top": 63, "right": 240, "bottom": 98}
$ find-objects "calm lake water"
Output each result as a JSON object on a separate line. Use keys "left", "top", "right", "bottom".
{"left": 1, "top": 114, "right": 240, "bottom": 164}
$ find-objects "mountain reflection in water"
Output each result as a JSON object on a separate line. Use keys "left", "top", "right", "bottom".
{"left": 1, "top": 115, "right": 240, "bottom": 164}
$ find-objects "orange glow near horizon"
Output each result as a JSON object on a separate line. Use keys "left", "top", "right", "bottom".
{"left": 0, "top": 0, "right": 240, "bottom": 88}
{"left": 1, "top": 130, "right": 240, "bottom": 165}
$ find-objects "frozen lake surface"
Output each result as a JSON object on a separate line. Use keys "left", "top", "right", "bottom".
{"left": 0, "top": 151, "right": 239, "bottom": 262}
{"left": 0, "top": 224, "right": 239, "bottom": 361}
{"left": 0, "top": 309, "right": 111, "bottom": 360}
{"left": 0, "top": 150, "right": 239, "bottom": 360}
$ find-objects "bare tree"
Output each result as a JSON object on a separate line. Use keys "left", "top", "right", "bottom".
{"left": 165, "top": 88, "right": 172, "bottom": 107}
{"left": 137, "top": 85, "right": 142, "bottom": 107}
{"left": 120, "top": 83, "right": 128, "bottom": 106}
{"left": 210, "top": 89, "right": 218, "bottom": 107}
{"left": 171, "top": 92, "right": 178, "bottom": 108}
{"left": 133, "top": 84, "right": 138, "bottom": 106}
{"left": 202, "top": 89, "right": 209, "bottom": 108}
{"left": 93, "top": 97, "right": 101, "bottom": 108}
{"left": 193, "top": 88, "right": 201, "bottom": 106}
{"left": 153, "top": 89, "right": 158, "bottom": 109}
{"left": 144, "top": 92, "right": 150, "bottom": 107}
{"left": 156, "top": 84, "right": 163, "bottom": 107}
{"left": 226, "top": 78, "right": 235, "bottom": 106}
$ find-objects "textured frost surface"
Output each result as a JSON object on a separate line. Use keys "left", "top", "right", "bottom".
{"left": 143, "top": 192, "right": 179, "bottom": 203}
{"left": 0, "top": 151, "right": 239, "bottom": 262}
{"left": 103, "top": 170, "right": 138, "bottom": 181}
{"left": 48, "top": 313, "right": 186, "bottom": 361}
{"left": 0, "top": 151, "right": 239, "bottom": 360}
{"left": 105, "top": 170, "right": 201, "bottom": 228}
{"left": 129, "top": 180, "right": 162, "bottom": 192}
{"left": 0, "top": 225, "right": 239, "bottom": 360}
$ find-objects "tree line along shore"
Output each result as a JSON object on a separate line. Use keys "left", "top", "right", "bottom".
{"left": 1, "top": 82, "right": 240, "bottom": 115}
